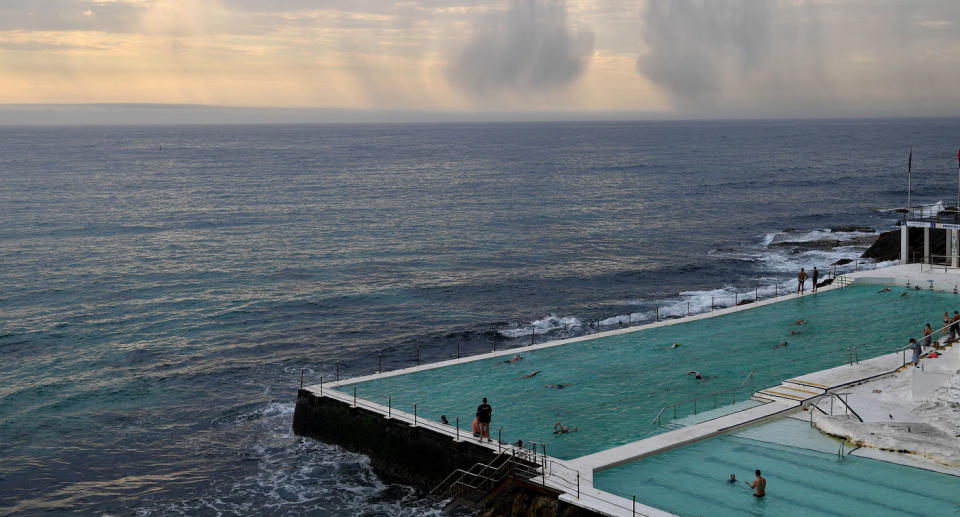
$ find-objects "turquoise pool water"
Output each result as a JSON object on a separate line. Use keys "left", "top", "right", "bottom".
{"left": 594, "top": 418, "right": 960, "bottom": 516}
{"left": 345, "top": 285, "right": 955, "bottom": 459}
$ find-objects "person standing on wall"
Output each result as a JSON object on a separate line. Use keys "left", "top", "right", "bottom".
{"left": 797, "top": 268, "right": 807, "bottom": 294}
{"left": 476, "top": 397, "right": 492, "bottom": 442}
{"left": 811, "top": 267, "right": 819, "bottom": 292}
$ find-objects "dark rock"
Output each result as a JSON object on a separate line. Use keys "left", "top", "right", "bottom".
{"left": 833, "top": 258, "right": 854, "bottom": 265}
{"left": 861, "top": 228, "right": 946, "bottom": 262}
{"left": 831, "top": 226, "right": 875, "bottom": 233}
{"left": 736, "top": 299, "right": 754, "bottom": 306}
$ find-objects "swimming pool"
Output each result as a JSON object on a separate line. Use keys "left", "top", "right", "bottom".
{"left": 343, "top": 285, "right": 957, "bottom": 459}
{"left": 593, "top": 418, "right": 960, "bottom": 516}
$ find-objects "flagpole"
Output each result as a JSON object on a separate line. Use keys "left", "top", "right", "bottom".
{"left": 907, "top": 146, "right": 912, "bottom": 217}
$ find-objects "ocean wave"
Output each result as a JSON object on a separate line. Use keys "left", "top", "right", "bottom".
{"left": 497, "top": 315, "right": 582, "bottom": 338}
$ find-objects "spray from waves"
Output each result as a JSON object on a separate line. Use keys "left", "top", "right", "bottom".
{"left": 498, "top": 315, "right": 582, "bottom": 338}
{"left": 135, "top": 402, "right": 448, "bottom": 517}
{"left": 499, "top": 226, "right": 888, "bottom": 338}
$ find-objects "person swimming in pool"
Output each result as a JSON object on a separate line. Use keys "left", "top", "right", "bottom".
{"left": 545, "top": 383, "right": 575, "bottom": 389}
{"left": 553, "top": 422, "right": 577, "bottom": 434}
{"left": 687, "top": 371, "right": 703, "bottom": 380}
{"left": 879, "top": 288, "right": 891, "bottom": 293}
{"left": 793, "top": 320, "right": 807, "bottom": 325}
{"left": 773, "top": 341, "right": 788, "bottom": 349}
{"left": 503, "top": 354, "right": 523, "bottom": 363}
{"left": 746, "top": 470, "right": 766, "bottom": 497}
{"left": 521, "top": 370, "right": 541, "bottom": 379}
{"left": 727, "top": 473, "right": 737, "bottom": 484}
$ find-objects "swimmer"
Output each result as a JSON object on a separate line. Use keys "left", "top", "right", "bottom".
{"left": 899, "top": 292, "right": 908, "bottom": 297}
{"left": 670, "top": 342, "right": 681, "bottom": 348}
{"left": 441, "top": 415, "right": 449, "bottom": 425}
{"left": 503, "top": 354, "right": 523, "bottom": 363}
{"left": 879, "top": 288, "right": 891, "bottom": 293}
{"left": 790, "top": 329, "right": 798, "bottom": 335}
{"left": 773, "top": 341, "right": 788, "bottom": 349}
{"left": 545, "top": 383, "right": 575, "bottom": 389}
{"left": 553, "top": 422, "right": 578, "bottom": 434}
{"left": 793, "top": 320, "right": 807, "bottom": 325}
{"left": 521, "top": 370, "right": 541, "bottom": 379}
{"left": 687, "top": 371, "right": 703, "bottom": 380}
{"left": 727, "top": 474, "right": 737, "bottom": 484}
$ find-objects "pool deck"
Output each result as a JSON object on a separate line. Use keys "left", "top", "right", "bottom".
{"left": 298, "top": 263, "right": 960, "bottom": 517}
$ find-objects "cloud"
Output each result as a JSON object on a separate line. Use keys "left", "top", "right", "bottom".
{"left": 636, "top": 0, "right": 960, "bottom": 117}
{"left": 448, "top": 0, "right": 594, "bottom": 99}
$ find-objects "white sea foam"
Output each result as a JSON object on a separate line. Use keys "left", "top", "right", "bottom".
{"left": 498, "top": 315, "right": 582, "bottom": 338}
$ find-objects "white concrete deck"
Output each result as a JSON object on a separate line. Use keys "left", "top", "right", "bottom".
{"left": 570, "top": 400, "right": 798, "bottom": 473}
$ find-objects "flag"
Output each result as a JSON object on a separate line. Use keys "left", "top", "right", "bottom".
{"left": 908, "top": 147, "right": 912, "bottom": 172}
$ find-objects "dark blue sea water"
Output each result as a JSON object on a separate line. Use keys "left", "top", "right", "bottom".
{"left": 2, "top": 119, "right": 959, "bottom": 515}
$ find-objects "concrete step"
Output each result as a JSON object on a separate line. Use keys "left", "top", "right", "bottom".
{"left": 756, "top": 382, "right": 822, "bottom": 402}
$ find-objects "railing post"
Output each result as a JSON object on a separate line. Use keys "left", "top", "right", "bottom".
{"left": 694, "top": 398, "right": 697, "bottom": 414}
{"left": 633, "top": 494, "right": 636, "bottom": 516}
{"left": 416, "top": 346, "right": 421, "bottom": 367}
{"left": 673, "top": 406, "right": 677, "bottom": 420}
{"left": 414, "top": 404, "right": 417, "bottom": 426}
{"left": 577, "top": 472, "right": 580, "bottom": 498}
{"left": 711, "top": 296, "right": 715, "bottom": 311}
{"left": 498, "top": 427, "right": 502, "bottom": 452}
{"left": 320, "top": 376, "right": 323, "bottom": 395}
{"left": 388, "top": 396, "right": 391, "bottom": 418}
{"left": 755, "top": 287, "right": 758, "bottom": 302}
{"left": 456, "top": 417, "right": 459, "bottom": 440}
{"left": 299, "top": 368, "right": 304, "bottom": 390}
{"left": 457, "top": 339, "right": 461, "bottom": 359}
{"left": 687, "top": 302, "right": 690, "bottom": 316}
{"left": 353, "top": 386, "right": 357, "bottom": 407}
{"left": 378, "top": 352, "right": 382, "bottom": 374}
{"left": 596, "top": 318, "right": 601, "bottom": 334}
{"left": 531, "top": 328, "right": 535, "bottom": 346}
{"left": 336, "top": 360, "right": 340, "bottom": 381}
{"left": 655, "top": 307, "right": 659, "bottom": 322}
{"left": 735, "top": 292, "right": 738, "bottom": 304}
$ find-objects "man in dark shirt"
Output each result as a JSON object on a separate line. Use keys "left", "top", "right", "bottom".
{"left": 811, "top": 267, "right": 819, "bottom": 292}
{"left": 476, "top": 398, "right": 492, "bottom": 442}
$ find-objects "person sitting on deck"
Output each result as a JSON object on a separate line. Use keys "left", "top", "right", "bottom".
{"left": 553, "top": 422, "right": 577, "bottom": 434}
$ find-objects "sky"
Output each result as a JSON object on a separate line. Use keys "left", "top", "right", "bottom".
{"left": 1, "top": 0, "right": 959, "bottom": 121}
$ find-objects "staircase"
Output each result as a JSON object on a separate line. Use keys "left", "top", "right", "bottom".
{"left": 754, "top": 379, "right": 825, "bottom": 402}
{"left": 431, "top": 450, "right": 543, "bottom": 512}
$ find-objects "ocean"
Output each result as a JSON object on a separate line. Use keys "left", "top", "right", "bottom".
{"left": 2, "top": 119, "right": 959, "bottom": 515}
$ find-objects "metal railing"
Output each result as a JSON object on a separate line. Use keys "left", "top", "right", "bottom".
{"left": 303, "top": 258, "right": 881, "bottom": 387}
{"left": 651, "top": 369, "right": 757, "bottom": 425}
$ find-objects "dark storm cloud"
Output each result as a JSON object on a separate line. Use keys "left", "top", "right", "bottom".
{"left": 448, "top": 0, "right": 594, "bottom": 98}
{"left": 637, "top": 0, "right": 771, "bottom": 104}
{"left": 636, "top": 0, "right": 960, "bottom": 116}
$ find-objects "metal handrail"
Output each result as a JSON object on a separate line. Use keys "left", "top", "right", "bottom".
{"left": 651, "top": 369, "right": 757, "bottom": 425}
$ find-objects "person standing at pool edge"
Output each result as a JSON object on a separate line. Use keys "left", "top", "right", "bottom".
{"left": 746, "top": 470, "right": 766, "bottom": 497}
{"left": 923, "top": 324, "right": 933, "bottom": 350}
{"left": 910, "top": 338, "right": 921, "bottom": 367}
{"left": 797, "top": 268, "right": 807, "bottom": 294}
{"left": 476, "top": 397, "right": 492, "bottom": 442}
{"left": 811, "top": 267, "right": 819, "bottom": 292}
